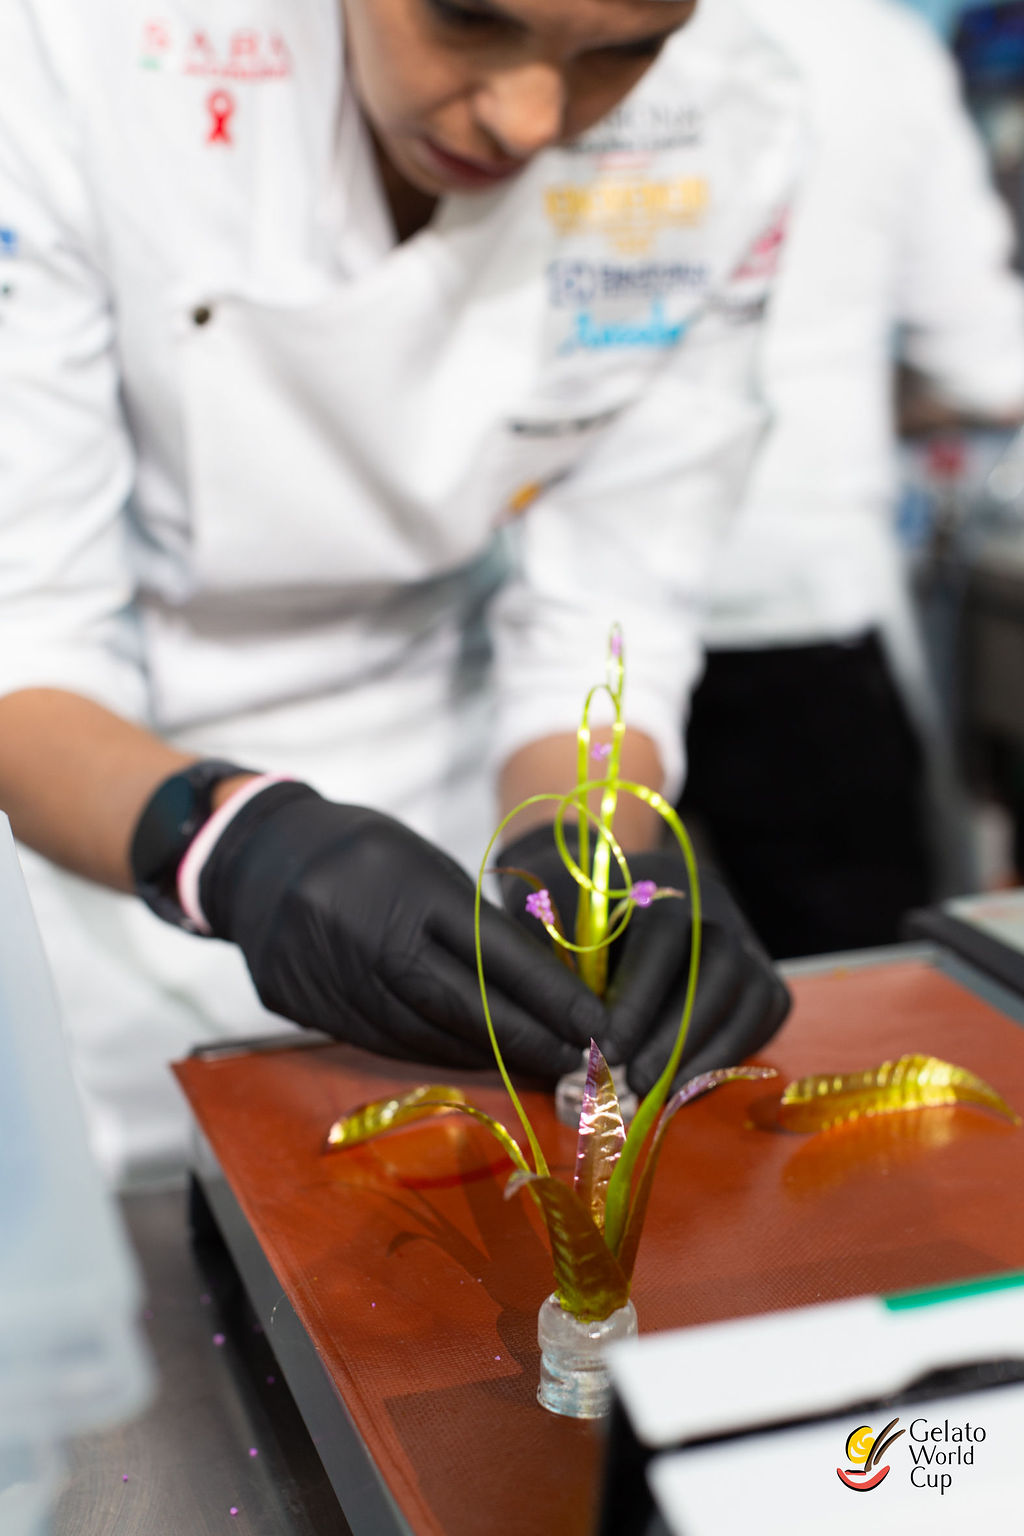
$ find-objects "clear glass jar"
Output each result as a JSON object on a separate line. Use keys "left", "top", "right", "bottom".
{"left": 536, "top": 1292, "right": 638, "bottom": 1418}
{"left": 554, "top": 1050, "right": 638, "bottom": 1129}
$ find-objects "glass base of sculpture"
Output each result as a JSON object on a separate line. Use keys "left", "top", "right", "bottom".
{"left": 536, "top": 1293, "right": 638, "bottom": 1418}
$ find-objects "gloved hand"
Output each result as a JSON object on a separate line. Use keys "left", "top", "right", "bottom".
{"left": 200, "top": 783, "right": 601, "bottom": 1078}
{"left": 499, "top": 824, "right": 791, "bottom": 1095}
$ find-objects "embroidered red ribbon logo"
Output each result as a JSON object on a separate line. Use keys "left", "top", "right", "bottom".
{"left": 207, "top": 90, "right": 236, "bottom": 145}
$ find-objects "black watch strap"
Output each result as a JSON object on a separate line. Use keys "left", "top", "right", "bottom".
{"left": 130, "top": 759, "right": 255, "bottom": 930}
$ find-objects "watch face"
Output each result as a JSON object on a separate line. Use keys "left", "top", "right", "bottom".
{"left": 133, "top": 777, "right": 197, "bottom": 885}
{"left": 130, "top": 760, "right": 246, "bottom": 898}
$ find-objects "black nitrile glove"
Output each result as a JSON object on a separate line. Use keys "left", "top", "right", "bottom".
{"left": 201, "top": 783, "right": 601, "bottom": 1079}
{"left": 500, "top": 824, "right": 791, "bottom": 1095}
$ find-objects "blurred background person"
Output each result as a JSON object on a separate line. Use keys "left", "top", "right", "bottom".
{"left": 679, "top": 0, "right": 1024, "bottom": 960}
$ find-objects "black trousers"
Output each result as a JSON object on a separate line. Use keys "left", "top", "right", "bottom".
{"left": 679, "top": 632, "right": 932, "bottom": 961}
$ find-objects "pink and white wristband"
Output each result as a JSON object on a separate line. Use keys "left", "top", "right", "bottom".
{"left": 177, "top": 772, "right": 293, "bottom": 935}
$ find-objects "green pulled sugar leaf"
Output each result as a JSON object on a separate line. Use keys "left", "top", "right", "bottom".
{"left": 616, "top": 1067, "right": 778, "bottom": 1280}
{"left": 603, "top": 789, "right": 702, "bottom": 1258}
{"left": 326, "top": 1085, "right": 531, "bottom": 1175}
{"left": 433, "top": 1102, "right": 534, "bottom": 1173}
{"left": 573, "top": 1041, "right": 626, "bottom": 1234}
{"left": 573, "top": 627, "right": 628, "bottom": 997}
{"left": 475, "top": 790, "right": 581, "bottom": 1179}
{"left": 326, "top": 1084, "right": 469, "bottom": 1148}
{"left": 505, "top": 1171, "right": 630, "bottom": 1322}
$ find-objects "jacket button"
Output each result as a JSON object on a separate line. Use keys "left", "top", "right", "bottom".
{"left": 192, "top": 305, "right": 213, "bottom": 327}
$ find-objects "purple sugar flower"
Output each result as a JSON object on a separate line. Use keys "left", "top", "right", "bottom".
{"left": 590, "top": 742, "right": 613, "bottom": 764}
{"left": 631, "top": 880, "right": 658, "bottom": 908}
{"left": 525, "top": 888, "right": 555, "bottom": 925}
{"left": 610, "top": 631, "right": 623, "bottom": 658}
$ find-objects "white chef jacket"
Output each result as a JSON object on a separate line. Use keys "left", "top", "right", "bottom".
{"left": 704, "top": 0, "right": 1024, "bottom": 658}
{"left": 0, "top": 0, "right": 802, "bottom": 1182}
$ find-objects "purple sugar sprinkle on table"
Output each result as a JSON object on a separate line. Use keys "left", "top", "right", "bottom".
{"left": 248, "top": 1448, "right": 258, "bottom": 1458}
{"left": 213, "top": 1333, "right": 226, "bottom": 1347}
{"left": 122, "top": 1475, "right": 129, "bottom": 1483}
{"left": 229, "top": 1506, "right": 238, "bottom": 1517}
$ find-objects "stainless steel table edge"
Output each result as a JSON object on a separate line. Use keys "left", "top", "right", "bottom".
{"left": 191, "top": 1124, "right": 413, "bottom": 1536}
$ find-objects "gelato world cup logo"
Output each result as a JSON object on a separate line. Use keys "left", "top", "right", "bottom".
{"left": 837, "top": 1418, "right": 906, "bottom": 1491}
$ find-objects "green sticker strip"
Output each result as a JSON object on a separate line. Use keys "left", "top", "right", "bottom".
{"left": 884, "top": 1270, "right": 1024, "bottom": 1312}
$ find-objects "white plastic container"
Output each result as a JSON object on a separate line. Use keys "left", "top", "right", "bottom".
{"left": 0, "top": 815, "right": 152, "bottom": 1533}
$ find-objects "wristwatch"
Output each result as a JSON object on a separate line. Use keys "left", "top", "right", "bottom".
{"left": 130, "top": 759, "right": 253, "bottom": 928}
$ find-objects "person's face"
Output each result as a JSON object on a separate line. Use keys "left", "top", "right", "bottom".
{"left": 342, "top": 0, "right": 698, "bottom": 194}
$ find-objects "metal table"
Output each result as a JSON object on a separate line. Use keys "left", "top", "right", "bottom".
{"left": 51, "top": 943, "right": 1024, "bottom": 1536}
{"left": 52, "top": 1185, "right": 348, "bottom": 1536}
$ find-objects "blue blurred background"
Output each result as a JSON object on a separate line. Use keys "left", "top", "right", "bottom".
{"left": 904, "top": 0, "right": 1009, "bottom": 34}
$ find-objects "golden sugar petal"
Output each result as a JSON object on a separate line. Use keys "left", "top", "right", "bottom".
{"left": 777, "top": 1054, "right": 1021, "bottom": 1134}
